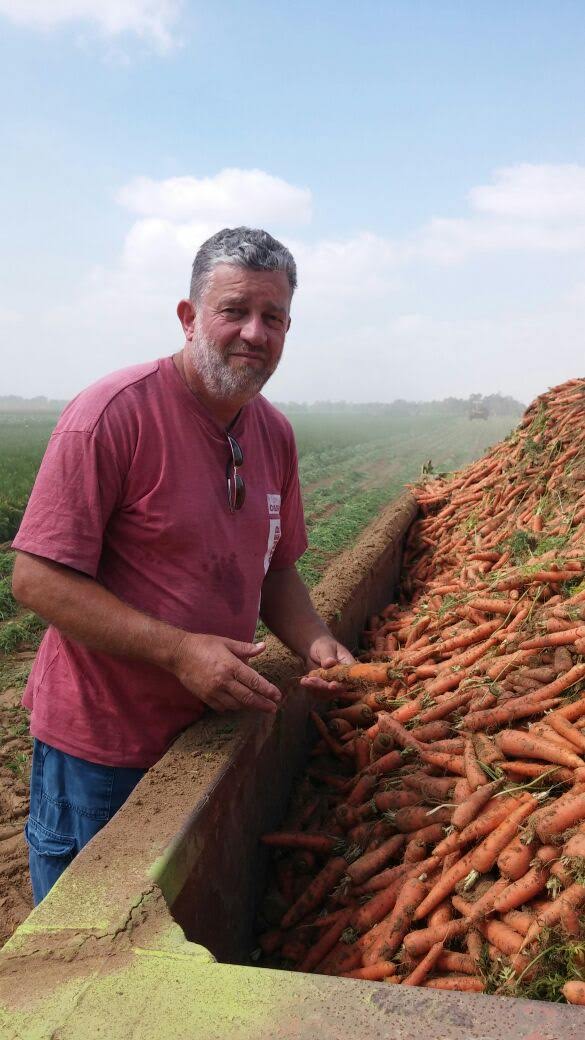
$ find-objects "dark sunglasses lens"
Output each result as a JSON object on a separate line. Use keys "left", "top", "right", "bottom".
{"left": 228, "top": 435, "right": 243, "bottom": 467}
{"left": 227, "top": 470, "right": 245, "bottom": 511}
{"left": 233, "top": 472, "right": 245, "bottom": 510}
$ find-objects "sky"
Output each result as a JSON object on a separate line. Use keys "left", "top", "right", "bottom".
{"left": 1, "top": 1, "right": 585, "bottom": 405}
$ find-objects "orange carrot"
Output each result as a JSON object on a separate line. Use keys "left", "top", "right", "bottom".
{"left": 393, "top": 805, "right": 452, "bottom": 833}
{"left": 562, "top": 829, "right": 585, "bottom": 858}
{"left": 456, "top": 796, "right": 526, "bottom": 846}
{"left": 467, "top": 597, "right": 519, "bottom": 615}
{"left": 437, "top": 956, "right": 477, "bottom": 983}
{"left": 535, "top": 790, "right": 585, "bottom": 843}
{"left": 403, "top": 775, "right": 456, "bottom": 800}
{"left": 500, "top": 909, "right": 534, "bottom": 936}
{"left": 363, "top": 750, "right": 404, "bottom": 777}
{"left": 520, "top": 628, "right": 585, "bottom": 650}
{"left": 408, "top": 822, "right": 445, "bottom": 846}
{"left": 346, "top": 834, "right": 405, "bottom": 886}
{"left": 497, "top": 834, "right": 537, "bottom": 880}
{"left": 463, "top": 739, "right": 488, "bottom": 790}
{"left": 315, "top": 942, "right": 363, "bottom": 976}
{"left": 297, "top": 909, "right": 353, "bottom": 973}
{"left": 492, "top": 847, "right": 557, "bottom": 913}
{"left": 563, "top": 981, "right": 585, "bottom": 1005}
{"left": 281, "top": 856, "right": 348, "bottom": 929}
{"left": 409, "top": 720, "right": 452, "bottom": 742}
{"left": 345, "top": 773, "right": 378, "bottom": 807}
{"left": 452, "top": 878, "right": 509, "bottom": 923}
{"left": 466, "top": 929, "right": 483, "bottom": 963}
{"left": 414, "top": 689, "right": 474, "bottom": 725}
{"left": 478, "top": 918, "right": 524, "bottom": 957}
{"left": 403, "top": 918, "right": 469, "bottom": 958}
{"left": 462, "top": 697, "right": 562, "bottom": 731}
{"left": 499, "top": 761, "right": 574, "bottom": 783}
{"left": 522, "top": 882, "right": 585, "bottom": 948}
{"left": 341, "top": 961, "right": 397, "bottom": 980}
{"left": 424, "top": 976, "right": 484, "bottom": 992}
{"left": 547, "top": 713, "right": 585, "bottom": 753}
{"left": 469, "top": 799, "right": 536, "bottom": 873}
{"left": 451, "top": 779, "right": 504, "bottom": 832}
{"left": 496, "top": 730, "right": 585, "bottom": 769}
{"left": 261, "top": 833, "right": 336, "bottom": 854}
{"left": 402, "top": 941, "right": 444, "bottom": 986}
{"left": 415, "top": 748, "right": 466, "bottom": 775}
{"left": 413, "top": 850, "right": 476, "bottom": 921}
{"left": 309, "top": 712, "right": 348, "bottom": 758}
{"left": 549, "top": 697, "right": 585, "bottom": 723}
{"left": 363, "top": 876, "right": 428, "bottom": 964}
{"left": 428, "top": 901, "right": 453, "bottom": 927}
{"left": 310, "top": 663, "right": 391, "bottom": 684}
{"left": 377, "top": 715, "right": 423, "bottom": 752}
{"left": 371, "top": 789, "right": 420, "bottom": 812}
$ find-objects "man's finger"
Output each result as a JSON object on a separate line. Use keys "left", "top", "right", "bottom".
{"left": 226, "top": 679, "right": 279, "bottom": 713}
{"left": 318, "top": 655, "right": 339, "bottom": 669}
{"left": 299, "top": 676, "right": 348, "bottom": 692}
{"left": 233, "top": 662, "right": 282, "bottom": 703}
{"left": 226, "top": 639, "right": 267, "bottom": 660}
{"left": 206, "top": 692, "right": 241, "bottom": 713}
{"left": 337, "top": 649, "right": 356, "bottom": 664}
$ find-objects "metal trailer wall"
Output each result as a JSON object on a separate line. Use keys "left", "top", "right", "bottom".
{"left": 0, "top": 492, "right": 582, "bottom": 1039}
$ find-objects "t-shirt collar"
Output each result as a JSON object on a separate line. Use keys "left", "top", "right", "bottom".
{"left": 162, "top": 355, "right": 248, "bottom": 441}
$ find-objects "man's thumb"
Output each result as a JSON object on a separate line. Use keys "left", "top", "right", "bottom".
{"left": 228, "top": 640, "right": 266, "bottom": 660}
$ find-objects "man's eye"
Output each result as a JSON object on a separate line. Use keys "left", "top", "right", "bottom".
{"left": 224, "top": 308, "right": 243, "bottom": 316}
{"left": 266, "top": 314, "right": 284, "bottom": 325}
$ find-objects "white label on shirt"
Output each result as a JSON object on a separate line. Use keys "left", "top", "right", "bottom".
{"left": 267, "top": 493, "right": 281, "bottom": 517}
{"left": 264, "top": 493, "right": 282, "bottom": 572}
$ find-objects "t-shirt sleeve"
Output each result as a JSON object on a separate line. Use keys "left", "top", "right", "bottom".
{"left": 12, "top": 430, "right": 124, "bottom": 579}
{"left": 268, "top": 437, "right": 308, "bottom": 571}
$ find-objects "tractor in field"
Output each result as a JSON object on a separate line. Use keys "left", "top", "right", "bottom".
{"left": 468, "top": 396, "right": 489, "bottom": 420}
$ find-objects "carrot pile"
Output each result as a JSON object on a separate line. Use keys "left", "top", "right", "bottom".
{"left": 256, "top": 377, "right": 585, "bottom": 1004}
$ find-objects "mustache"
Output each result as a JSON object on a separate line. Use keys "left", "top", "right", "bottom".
{"left": 227, "top": 345, "right": 268, "bottom": 362}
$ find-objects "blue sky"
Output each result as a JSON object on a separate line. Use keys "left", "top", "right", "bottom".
{"left": 1, "top": 1, "right": 585, "bottom": 402}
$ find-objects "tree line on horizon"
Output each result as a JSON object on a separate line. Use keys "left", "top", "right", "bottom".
{"left": 0, "top": 391, "right": 525, "bottom": 417}
{"left": 276, "top": 393, "right": 525, "bottom": 417}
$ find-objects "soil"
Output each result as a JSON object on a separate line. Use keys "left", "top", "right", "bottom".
{"left": 0, "top": 654, "right": 34, "bottom": 948}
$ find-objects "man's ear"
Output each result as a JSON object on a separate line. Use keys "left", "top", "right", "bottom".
{"left": 177, "top": 299, "right": 196, "bottom": 340}
{"left": 286, "top": 315, "right": 291, "bottom": 333}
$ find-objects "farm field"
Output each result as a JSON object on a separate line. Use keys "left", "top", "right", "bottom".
{"left": 292, "top": 412, "right": 518, "bottom": 584}
{"left": 0, "top": 406, "right": 519, "bottom": 947}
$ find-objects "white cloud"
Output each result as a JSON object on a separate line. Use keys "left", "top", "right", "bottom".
{"left": 5, "top": 162, "right": 585, "bottom": 403}
{"left": 470, "top": 163, "right": 585, "bottom": 220}
{"left": 116, "top": 169, "right": 312, "bottom": 226}
{"left": 0, "top": 0, "right": 180, "bottom": 51}
{"left": 414, "top": 163, "right": 585, "bottom": 263}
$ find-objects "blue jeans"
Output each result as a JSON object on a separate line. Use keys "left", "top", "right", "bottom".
{"left": 26, "top": 739, "right": 146, "bottom": 905}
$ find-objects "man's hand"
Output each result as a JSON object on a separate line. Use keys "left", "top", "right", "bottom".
{"left": 12, "top": 553, "right": 281, "bottom": 715}
{"left": 170, "top": 633, "right": 282, "bottom": 714}
{"left": 299, "top": 634, "right": 355, "bottom": 693}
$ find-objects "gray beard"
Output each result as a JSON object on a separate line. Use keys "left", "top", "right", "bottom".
{"left": 188, "top": 320, "right": 279, "bottom": 400}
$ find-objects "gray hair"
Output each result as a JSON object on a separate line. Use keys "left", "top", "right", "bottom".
{"left": 189, "top": 226, "right": 297, "bottom": 302}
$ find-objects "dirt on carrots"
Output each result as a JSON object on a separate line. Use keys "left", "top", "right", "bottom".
{"left": 256, "top": 376, "right": 585, "bottom": 1003}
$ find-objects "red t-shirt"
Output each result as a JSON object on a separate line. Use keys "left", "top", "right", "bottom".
{"left": 13, "top": 357, "right": 308, "bottom": 767}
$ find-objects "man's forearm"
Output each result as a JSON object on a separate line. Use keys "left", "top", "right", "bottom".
{"left": 260, "top": 565, "right": 331, "bottom": 659}
{"left": 12, "top": 552, "right": 184, "bottom": 673}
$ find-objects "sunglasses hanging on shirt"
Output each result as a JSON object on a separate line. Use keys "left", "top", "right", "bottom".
{"left": 226, "top": 433, "right": 245, "bottom": 512}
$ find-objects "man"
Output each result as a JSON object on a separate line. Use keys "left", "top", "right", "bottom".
{"left": 12, "top": 226, "right": 353, "bottom": 904}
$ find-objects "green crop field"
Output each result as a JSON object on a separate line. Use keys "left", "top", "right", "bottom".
{"left": 289, "top": 412, "right": 519, "bottom": 584}
{"left": 0, "top": 407, "right": 520, "bottom": 662}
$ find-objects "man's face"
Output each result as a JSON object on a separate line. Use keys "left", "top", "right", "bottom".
{"left": 186, "top": 264, "right": 292, "bottom": 401}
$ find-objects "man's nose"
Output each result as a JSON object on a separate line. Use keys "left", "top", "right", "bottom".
{"left": 240, "top": 313, "right": 268, "bottom": 347}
